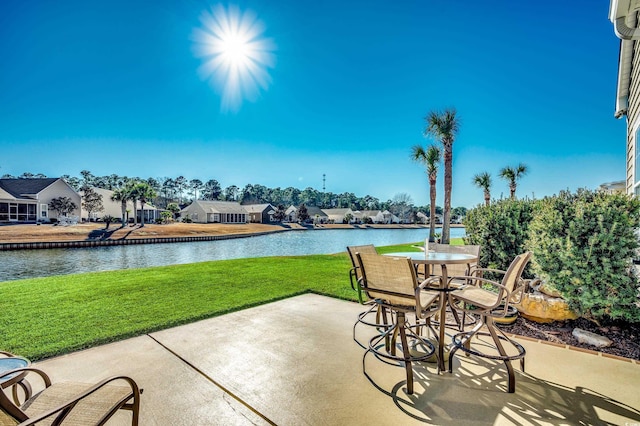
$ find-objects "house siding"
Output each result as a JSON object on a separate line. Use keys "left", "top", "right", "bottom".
{"left": 627, "top": 14, "right": 640, "bottom": 195}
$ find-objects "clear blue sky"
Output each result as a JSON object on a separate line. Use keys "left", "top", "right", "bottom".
{"left": 0, "top": 0, "right": 624, "bottom": 208}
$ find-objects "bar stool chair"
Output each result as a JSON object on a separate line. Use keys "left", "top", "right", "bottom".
{"left": 347, "top": 245, "right": 392, "bottom": 349}
{"left": 357, "top": 252, "right": 442, "bottom": 394}
{"left": 447, "top": 252, "right": 532, "bottom": 393}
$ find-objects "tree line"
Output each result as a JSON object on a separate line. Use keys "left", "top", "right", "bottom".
{"left": 1, "top": 170, "right": 468, "bottom": 223}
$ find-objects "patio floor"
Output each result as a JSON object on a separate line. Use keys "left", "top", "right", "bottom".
{"left": 32, "top": 294, "right": 640, "bottom": 425}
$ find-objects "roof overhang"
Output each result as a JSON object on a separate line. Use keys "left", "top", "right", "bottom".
{"left": 610, "top": 0, "right": 640, "bottom": 118}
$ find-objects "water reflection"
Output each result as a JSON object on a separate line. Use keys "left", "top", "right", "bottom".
{"left": 0, "top": 228, "right": 465, "bottom": 282}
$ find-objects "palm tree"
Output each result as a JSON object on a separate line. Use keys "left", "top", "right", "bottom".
{"left": 473, "top": 172, "right": 492, "bottom": 207}
{"left": 131, "top": 182, "right": 157, "bottom": 227}
{"left": 499, "top": 163, "right": 528, "bottom": 199}
{"left": 111, "top": 185, "right": 132, "bottom": 227}
{"left": 424, "top": 108, "right": 460, "bottom": 244}
{"left": 412, "top": 144, "right": 441, "bottom": 242}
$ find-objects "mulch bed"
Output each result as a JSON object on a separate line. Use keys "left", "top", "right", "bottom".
{"left": 500, "top": 316, "right": 640, "bottom": 361}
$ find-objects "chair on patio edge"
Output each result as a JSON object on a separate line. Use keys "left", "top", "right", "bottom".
{"left": 0, "top": 366, "right": 141, "bottom": 426}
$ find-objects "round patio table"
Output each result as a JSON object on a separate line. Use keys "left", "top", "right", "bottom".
{"left": 0, "top": 356, "right": 32, "bottom": 404}
{"left": 383, "top": 251, "right": 478, "bottom": 372}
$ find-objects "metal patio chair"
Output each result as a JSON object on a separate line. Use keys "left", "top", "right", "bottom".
{"left": 447, "top": 251, "right": 532, "bottom": 393}
{"left": 0, "top": 366, "right": 141, "bottom": 425}
{"left": 347, "top": 245, "right": 392, "bottom": 348}
{"left": 357, "top": 252, "right": 442, "bottom": 394}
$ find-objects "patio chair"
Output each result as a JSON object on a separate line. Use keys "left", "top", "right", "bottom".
{"left": 428, "top": 243, "right": 481, "bottom": 330}
{"left": 347, "top": 245, "right": 391, "bottom": 348}
{"left": 356, "top": 252, "right": 442, "bottom": 394}
{"left": 447, "top": 252, "right": 532, "bottom": 393}
{"left": 0, "top": 366, "right": 141, "bottom": 425}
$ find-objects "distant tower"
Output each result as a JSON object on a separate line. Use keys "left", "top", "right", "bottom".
{"left": 323, "top": 174, "right": 326, "bottom": 192}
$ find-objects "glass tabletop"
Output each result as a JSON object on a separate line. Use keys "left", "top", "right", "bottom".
{"left": 0, "top": 357, "right": 30, "bottom": 383}
{"left": 383, "top": 251, "right": 477, "bottom": 262}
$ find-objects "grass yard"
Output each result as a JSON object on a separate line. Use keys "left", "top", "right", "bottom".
{"left": 0, "top": 239, "right": 462, "bottom": 360}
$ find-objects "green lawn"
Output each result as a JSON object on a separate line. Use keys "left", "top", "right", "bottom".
{"left": 1, "top": 238, "right": 463, "bottom": 360}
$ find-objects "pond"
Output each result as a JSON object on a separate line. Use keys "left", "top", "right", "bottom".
{"left": 0, "top": 227, "right": 466, "bottom": 282}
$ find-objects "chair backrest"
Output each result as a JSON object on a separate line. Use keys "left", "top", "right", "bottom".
{"left": 356, "top": 252, "right": 418, "bottom": 307}
{"left": 347, "top": 245, "right": 377, "bottom": 281}
{"left": 501, "top": 251, "right": 532, "bottom": 295}
{"left": 429, "top": 243, "right": 481, "bottom": 277}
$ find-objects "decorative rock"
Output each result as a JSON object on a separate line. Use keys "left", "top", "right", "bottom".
{"left": 537, "top": 282, "right": 563, "bottom": 298}
{"left": 516, "top": 292, "right": 579, "bottom": 323}
{"left": 572, "top": 328, "right": 613, "bottom": 348}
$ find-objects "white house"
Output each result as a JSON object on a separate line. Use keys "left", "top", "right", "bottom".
{"left": 181, "top": 200, "right": 248, "bottom": 224}
{"left": 322, "top": 208, "right": 355, "bottom": 224}
{"left": 0, "top": 178, "right": 81, "bottom": 223}
{"left": 80, "top": 187, "right": 159, "bottom": 223}
{"left": 243, "top": 203, "right": 276, "bottom": 223}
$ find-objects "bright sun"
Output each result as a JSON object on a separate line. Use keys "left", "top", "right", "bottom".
{"left": 192, "top": 4, "right": 275, "bottom": 113}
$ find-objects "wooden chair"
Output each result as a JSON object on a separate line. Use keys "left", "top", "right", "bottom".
{"left": 447, "top": 252, "right": 532, "bottom": 393}
{"left": 357, "top": 252, "right": 442, "bottom": 394}
{"left": 0, "top": 366, "right": 141, "bottom": 425}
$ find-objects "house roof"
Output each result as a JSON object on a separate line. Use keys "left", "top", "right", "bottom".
{"left": 242, "top": 203, "right": 274, "bottom": 213}
{"left": 187, "top": 200, "right": 248, "bottom": 214}
{"left": 306, "top": 206, "right": 327, "bottom": 217}
{"left": 322, "top": 208, "right": 352, "bottom": 216}
{"left": 0, "top": 178, "right": 60, "bottom": 199}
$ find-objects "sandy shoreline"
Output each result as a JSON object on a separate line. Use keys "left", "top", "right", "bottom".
{"left": 0, "top": 222, "right": 455, "bottom": 244}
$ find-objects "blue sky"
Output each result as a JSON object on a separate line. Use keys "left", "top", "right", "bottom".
{"left": 0, "top": 0, "right": 624, "bottom": 208}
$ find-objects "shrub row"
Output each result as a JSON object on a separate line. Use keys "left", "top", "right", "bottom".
{"left": 464, "top": 190, "right": 640, "bottom": 323}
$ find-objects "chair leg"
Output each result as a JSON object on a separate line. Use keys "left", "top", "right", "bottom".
{"left": 397, "top": 312, "right": 414, "bottom": 394}
{"left": 486, "top": 318, "right": 516, "bottom": 393}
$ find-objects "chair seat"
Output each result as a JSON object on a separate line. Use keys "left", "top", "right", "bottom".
{"left": 0, "top": 411, "right": 18, "bottom": 426}
{"left": 21, "top": 382, "right": 134, "bottom": 426}
{"left": 450, "top": 286, "right": 498, "bottom": 310}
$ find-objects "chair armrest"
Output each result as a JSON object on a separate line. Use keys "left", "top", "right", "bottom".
{"left": 454, "top": 276, "right": 512, "bottom": 311}
{"left": 0, "top": 367, "right": 52, "bottom": 422}
{"left": 415, "top": 276, "right": 443, "bottom": 319}
{"left": 0, "top": 367, "right": 51, "bottom": 387}
{"left": 471, "top": 267, "right": 507, "bottom": 277}
{"left": 19, "top": 376, "right": 141, "bottom": 426}
{"left": 418, "top": 276, "right": 442, "bottom": 290}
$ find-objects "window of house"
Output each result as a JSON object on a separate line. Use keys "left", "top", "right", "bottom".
{"left": 41, "top": 204, "right": 48, "bottom": 218}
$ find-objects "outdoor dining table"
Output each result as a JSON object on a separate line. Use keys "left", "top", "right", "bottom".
{"left": 383, "top": 251, "right": 478, "bottom": 372}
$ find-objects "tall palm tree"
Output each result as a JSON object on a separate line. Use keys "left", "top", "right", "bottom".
{"left": 412, "top": 144, "right": 441, "bottom": 242}
{"left": 131, "top": 182, "right": 157, "bottom": 227}
{"left": 499, "top": 163, "right": 528, "bottom": 199}
{"left": 473, "top": 172, "right": 492, "bottom": 207}
{"left": 111, "top": 185, "right": 132, "bottom": 227}
{"left": 424, "top": 108, "right": 460, "bottom": 244}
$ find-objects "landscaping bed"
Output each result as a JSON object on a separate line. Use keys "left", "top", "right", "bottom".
{"left": 502, "top": 316, "right": 640, "bottom": 361}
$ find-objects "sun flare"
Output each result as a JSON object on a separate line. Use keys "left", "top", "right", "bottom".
{"left": 192, "top": 4, "right": 275, "bottom": 113}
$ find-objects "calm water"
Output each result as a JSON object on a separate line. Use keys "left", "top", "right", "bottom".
{"left": 0, "top": 227, "right": 465, "bottom": 282}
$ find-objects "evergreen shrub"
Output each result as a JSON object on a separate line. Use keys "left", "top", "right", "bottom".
{"left": 527, "top": 189, "right": 640, "bottom": 323}
{"left": 464, "top": 198, "right": 536, "bottom": 277}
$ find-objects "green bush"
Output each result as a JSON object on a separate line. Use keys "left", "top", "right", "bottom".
{"left": 464, "top": 198, "right": 536, "bottom": 277}
{"left": 527, "top": 189, "right": 640, "bottom": 323}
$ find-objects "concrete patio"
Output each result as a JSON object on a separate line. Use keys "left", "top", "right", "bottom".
{"left": 31, "top": 294, "right": 640, "bottom": 425}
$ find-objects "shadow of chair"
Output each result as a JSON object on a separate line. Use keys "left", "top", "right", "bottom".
{"left": 357, "top": 252, "right": 442, "bottom": 394}
{"left": 447, "top": 251, "right": 532, "bottom": 393}
{"left": 0, "top": 366, "right": 141, "bottom": 425}
{"left": 347, "top": 245, "right": 391, "bottom": 349}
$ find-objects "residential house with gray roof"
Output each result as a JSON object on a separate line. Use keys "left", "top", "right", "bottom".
{"left": 0, "top": 178, "right": 81, "bottom": 223}
{"left": 180, "top": 200, "right": 248, "bottom": 224}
